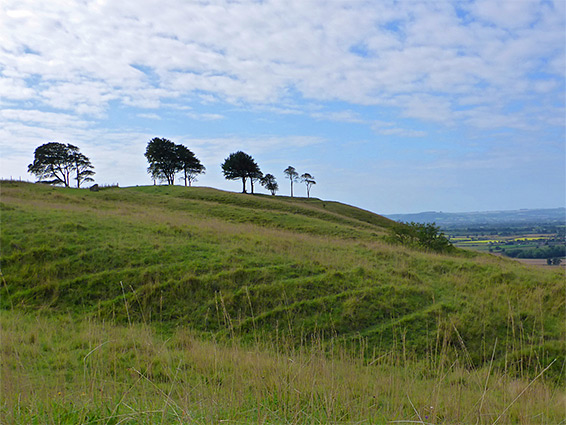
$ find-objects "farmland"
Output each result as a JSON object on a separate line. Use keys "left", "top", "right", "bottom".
{"left": 448, "top": 230, "right": 565, "bottom": 261}
{"left": 388, "top": 209, "right": 566, "bottom": 262}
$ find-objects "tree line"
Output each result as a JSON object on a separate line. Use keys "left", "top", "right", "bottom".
{"left": 27, "top": 138, "right": 316, "bottom": 197}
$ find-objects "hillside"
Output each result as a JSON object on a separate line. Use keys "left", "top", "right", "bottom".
{"left": 2, "top": 181, "right": 566, "bottom": 423}
{"left": 2, "top": 181, "right": 564, "bottom": 372}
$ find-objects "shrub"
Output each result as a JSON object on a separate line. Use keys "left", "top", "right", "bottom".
{"left": 390, "top": 222, "right": 454, "bottom": 253}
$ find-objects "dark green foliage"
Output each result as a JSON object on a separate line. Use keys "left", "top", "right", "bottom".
{"left": 390, "top": 221, "right": 453, "bottom": 252}
{"left": 221, "top": 151, "right": 261, "bottom": 193}
{"left": 260, "top": 173, "right": 278, "bottom": 195}
{"left": 28, "top": 142, "right": 94, "bottom": 187}
{"left": 145, "top": 138, "right": 204, "bottom": 186}
{"left": 69, "top": 146, "right": 95, "bottom": 188}
{"left": 176, "top": 144, "right": 205, "bottom": 187}
{"left": 145, "top": 138, "right": 180, "bottom": 185}
{"left": 506, "top": 245, "right": 565, "bottom": 259}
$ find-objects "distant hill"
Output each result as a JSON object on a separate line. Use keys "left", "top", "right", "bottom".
{"left": 386, "top": 208, "right": 565, "bottom": 227}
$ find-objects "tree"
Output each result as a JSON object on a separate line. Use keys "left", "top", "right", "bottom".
{"left": 68, "top": 145, "right": 95, "bottom": 188}
{"left": 284, "top": 166, "right": 299, "bottom": 197}
{"left": 260, "top": 174, "right": 279, "bottom": 195}
{"left": 176, "top": 145, "right": 205, "bottom": 187}
{"left": 145, "top": 138, "right": 180, "bottom": 185}
{"left": 28, "top": 142, "right": 95, "bottom": 187}
{"left": 248, "top": 168, "right": 263, "bottom": 195}
{"left": 221, "top": 151, "right": 261, "bottom": 193}
{"left": 300, "top": 173, "right": 316, "bottom": 198}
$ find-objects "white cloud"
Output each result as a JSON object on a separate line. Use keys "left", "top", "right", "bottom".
{"left": 137, "top": 113, "right": 160, "bottom": 120}
{"left": 0, "top": 0, "right": 564, "bottom": 211}
{"left": 186, "top": 112, "right": 224, "bottom": 121}
{"left": 1, "top": 0, "right": 562, "bottom": 129}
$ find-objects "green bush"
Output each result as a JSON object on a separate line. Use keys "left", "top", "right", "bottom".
{"left": 390, "top": 222, "right": 454, "bottom": 253}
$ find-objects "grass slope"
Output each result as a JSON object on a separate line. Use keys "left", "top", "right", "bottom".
{"left": 2, "top": 182, "right": 564, "bottom": 374}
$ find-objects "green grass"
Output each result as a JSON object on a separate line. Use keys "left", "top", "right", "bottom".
{"left": 1, "top": 181, "right": 565, "bottom": 423}
{"left": 2, "top": 311, "right": 565, "bottom": 424}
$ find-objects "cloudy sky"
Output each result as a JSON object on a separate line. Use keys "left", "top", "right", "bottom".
{"left": 1, "top": 0, "right": 564, "bottom": 214}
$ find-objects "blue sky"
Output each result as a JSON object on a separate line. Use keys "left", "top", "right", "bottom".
{"left": 1, "top": 0, "right": 564, "bottom": 214}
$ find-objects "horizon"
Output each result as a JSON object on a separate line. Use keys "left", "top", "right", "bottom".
{"left": 1, "top": 0, "right": 564, "bottom": 215}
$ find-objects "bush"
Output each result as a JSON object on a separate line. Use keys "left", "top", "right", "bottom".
{"left": 389, "top": 222, "right": 454, "bottom": 253}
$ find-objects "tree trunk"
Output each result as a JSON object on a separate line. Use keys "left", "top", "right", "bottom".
{"left": 242, "top": 177, "right": 247, "bottom": 193}
{"left": 290, "top": 181, "right": 293, "bottom": 197}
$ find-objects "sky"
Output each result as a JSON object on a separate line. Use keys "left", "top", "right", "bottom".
{"left": 1, "top": 0, "right": 564, "bottom": 214}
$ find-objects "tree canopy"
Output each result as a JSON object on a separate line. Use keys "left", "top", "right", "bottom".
{"left": 300, "top": 173, "right": 316, "bottom": 198}
{"left": 261, "top": 174, "right": 279, "bottom": 195}
{"left": 176, "top": 144, "right": 206, "bottom": 187}
{"left": 145, "top": 138, "right": 179, "bottom": 185}
{"left": 28, "top": 142, "right": 94, "bottom": 188}
{"left": 221, "top": 151, "right": 261, "bottom": 193}
{"left": 69, "top": 145, "right": 95, "bottom": 188}
{"left": 284, "top": 166, "right": 299, "bottom": 197}
{"left": 144, "top": 138, "right": 204, "bottom": 186}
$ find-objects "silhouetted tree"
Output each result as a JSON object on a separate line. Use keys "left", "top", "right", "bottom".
{"left": 68, "top": 145, "right": 95, "bottom": 188}
{"left": 284, "top": 166, "right": 299, "bottom": 197}
{"left": 28, "top": 142, "right": 94, "bottom": 187}
{"left": 176, "top": 145, "right": 205, "bottom": 187}
{"left": 145, "top": 138, "right": 180, "bottom": 185}
{"left": 301, "top": 173, "right": 316, "bottom": 198}
{"left": 221, "top": 151, "right": 261, "bottom": 193}
{"left": 261, "top": 174, "right": 279, "bottom": 195}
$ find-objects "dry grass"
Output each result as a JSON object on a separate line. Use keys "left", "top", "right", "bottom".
{"left": 2, "top": 182, "right": 565, "bottom": 424}
{"left": 2, "top": 310, "right": 564, "bottom": 424}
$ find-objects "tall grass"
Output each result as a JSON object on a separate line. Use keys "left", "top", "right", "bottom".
{"left": 2, "top": 310, "right": 564, "bottom": 424}
{"left": 1, "top": 182, "right": 565, "bottom": 423}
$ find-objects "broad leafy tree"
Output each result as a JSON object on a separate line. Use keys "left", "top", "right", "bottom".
{"left": 260, "top": 173, "right": 278, "bottom": 195}
{"left": 145, "top": 138, "right": 180, "bottom": 185}
{"left": 176, "top": 145, "right": 205, "bottom": 187}
{"left": 300, "top": 173, "right": 316, "bottom": 198}
{"left": 284, "top": 166, "right": 299, "bottom": 197}
{"left": 145, "top": 138, "right": 205, "bottom": 186}
{"left": 28, "top": 142, "right": 94, "bottom": 188}
{"left": 221, "top": 151, "right": 261, "bottom": 193}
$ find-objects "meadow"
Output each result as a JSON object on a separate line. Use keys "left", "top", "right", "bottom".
{"left": 1, "top": 181, "right": 565, "bottom": 424}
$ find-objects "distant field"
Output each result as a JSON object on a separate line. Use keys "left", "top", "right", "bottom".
{"left": 449, "top": 232, "right": 565, "bottom": 261}
{"left": 512, "top": 257, "right": 566, "bottom": 268}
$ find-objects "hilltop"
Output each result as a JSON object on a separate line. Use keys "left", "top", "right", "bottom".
{"left": 2, "top": 181, "right": 564, "bottom": 370}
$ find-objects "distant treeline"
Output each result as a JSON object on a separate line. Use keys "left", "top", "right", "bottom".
{"left": 505, "top": 245, "right": 566, "bottom": 259}
{"left": 447, "top": 224, "right": 565, "bottom": 237}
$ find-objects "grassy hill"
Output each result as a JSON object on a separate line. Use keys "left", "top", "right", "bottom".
{"left": 1, "top": 181, "right": 565, "bottom": 423}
